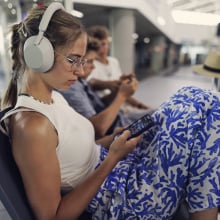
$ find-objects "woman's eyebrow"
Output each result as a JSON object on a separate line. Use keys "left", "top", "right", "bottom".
{"left": 68, "top": 53, "right": 82, "bottom": 58}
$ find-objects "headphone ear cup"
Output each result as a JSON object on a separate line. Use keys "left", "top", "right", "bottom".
{"left": 24, "top": 35, "right": 54, "bottom": 72}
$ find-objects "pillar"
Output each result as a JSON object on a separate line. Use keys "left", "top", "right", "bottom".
{"left": 109, "top": 9, "right": 135, "bottom": 73}
{"left": 150, "top": 35, "right": 166, "bottom": 73}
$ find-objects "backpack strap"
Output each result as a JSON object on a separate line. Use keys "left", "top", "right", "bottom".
{"left": 0, "top": 107, "right": 14, "bottom": 135}
{"left": 0, "top": 106, "right": 35, "bottom": 135}
{"left": 0, "top": 107, "right": 14, "bottom": 119}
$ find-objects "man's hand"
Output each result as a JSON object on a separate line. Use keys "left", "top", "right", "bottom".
{"left": 118, "top": 78, "right": 138, "bottom": 99}
{"left": 120, "top": 72, "right": 136, "bottom": 82}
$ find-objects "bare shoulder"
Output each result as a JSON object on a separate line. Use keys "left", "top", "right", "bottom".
{"left": 10, "top": 110, "right": 57, "bottom": 148}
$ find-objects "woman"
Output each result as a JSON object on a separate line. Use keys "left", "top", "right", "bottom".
{"left": 0, "top": 3, "right": 220, "bottom": 220}
{"left": 0, "top": 3, "right": 139, "bottom": 219}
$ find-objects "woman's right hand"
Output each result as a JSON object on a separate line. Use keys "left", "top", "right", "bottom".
{"left": 108, "top": 130, "right": 141, "bottom": 162}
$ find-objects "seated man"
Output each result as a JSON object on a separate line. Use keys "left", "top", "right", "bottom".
{"left": 59, "top": 37, "right": 150, "bottom": 138}
{"left": 86, "top": 25, "right": 151, "bottom": 114}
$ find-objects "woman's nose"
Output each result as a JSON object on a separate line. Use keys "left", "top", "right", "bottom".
{"left": 74, "top": 65, "right": 85, "bottom": 77}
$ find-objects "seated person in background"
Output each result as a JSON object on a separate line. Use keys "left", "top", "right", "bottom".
{"left": 86, "top": 25, "right": 152, "bottom": 114}
{"left": 59, "top": 37, "right": 148, "bottom": 138}
{"left": 1, "top": 4, "right": 220, "bottom": 219}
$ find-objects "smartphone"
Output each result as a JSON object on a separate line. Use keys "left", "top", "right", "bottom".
{"left": 114, "top": 113, "right": 154, "bottom": 140}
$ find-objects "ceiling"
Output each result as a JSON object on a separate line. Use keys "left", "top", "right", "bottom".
{"left": 1, "top": 0, "right": 220, "bottom": 13}
{"left": 74, "top": 1, "right": 220, "bottom": 44}
{"left": 0, "top": 0, "right": 163, "bottom": 42}
{"left": 1, "top": 0, "right": 220, "bottom": 22}
{"left": 168, "top": 0, "right": 220, "bottom": 14}
{"left": 74, "top": 3, "right": 161, "bottom": 42}
{"left": 0, "top": 0, "right": 219, "bottom": 44}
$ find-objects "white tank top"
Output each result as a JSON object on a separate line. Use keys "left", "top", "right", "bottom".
{"left": 0, "top": 91, "right": 100, "bottom": 191}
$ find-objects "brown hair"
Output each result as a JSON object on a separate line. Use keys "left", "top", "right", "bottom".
{"left": 87, "top": 25, "right": 109, "bottom": 40}
{"left": 1, "top": 4, "right": 85, "bottom": 109}
{"left": 86, "top": 36, "right": 100, "bottom": 53}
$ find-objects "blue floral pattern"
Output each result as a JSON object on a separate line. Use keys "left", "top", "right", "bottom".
{"left": 88, "top": 86, "right": 220, "bottom": 219}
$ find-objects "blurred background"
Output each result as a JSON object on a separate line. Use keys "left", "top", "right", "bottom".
{"left": 0, "top": 0, "right": 220, "bottom": 108}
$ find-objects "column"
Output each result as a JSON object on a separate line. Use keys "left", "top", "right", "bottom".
{"left": 109, "top": 9, "right": 135, "bottom": 73}
{"left": 0, "top": 6, "right": 10, "bottom": 89}
{"left": 150, "top": 35, "right": 166, "bottom": 73}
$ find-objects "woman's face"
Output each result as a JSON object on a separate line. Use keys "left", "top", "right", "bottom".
{"left": 82, "top": 50, "right": 97, "bottom": 79}
{"left": 43, "top": 33, "right": 87, "bottom": 90}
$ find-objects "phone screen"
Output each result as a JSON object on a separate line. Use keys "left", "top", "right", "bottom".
{"left": 115, "top": 114, "right": 154, "bottom": 140}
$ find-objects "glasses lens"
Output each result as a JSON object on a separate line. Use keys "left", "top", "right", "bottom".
{"left": 66, "top": 57, "right": 76, "bottom": 64}
{"left": 66, "top": 56, "right": 87, "bottom": 69}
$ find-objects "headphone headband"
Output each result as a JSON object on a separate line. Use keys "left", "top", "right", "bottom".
{"left": 39, "top": 3, "right": 64, "bottom": 32}
{"left": 35, "top": 2, "right": 65, "bottom": 45}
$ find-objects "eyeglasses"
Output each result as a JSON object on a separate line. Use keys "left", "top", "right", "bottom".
{"left": 56, "top": 52, "right": 87, "bottom": 71}
{"left": 66, "top": 56, "right": 87, "bottom": 67}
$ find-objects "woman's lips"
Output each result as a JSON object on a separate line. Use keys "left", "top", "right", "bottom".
{"left": 68, "top": 80, "right": 76, "bottom": 85}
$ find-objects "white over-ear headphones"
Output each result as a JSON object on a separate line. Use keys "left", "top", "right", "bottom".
{"left": 23, "top": 2, "right": 65, "bottom": 72}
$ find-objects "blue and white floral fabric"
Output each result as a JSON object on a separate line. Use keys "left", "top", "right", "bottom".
{"left": 88, "top": 86, "right": 220, "bottom": 220}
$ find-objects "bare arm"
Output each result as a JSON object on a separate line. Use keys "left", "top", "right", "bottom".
{"left": 89, "top": 79, "right": 138, "bottom": 137}
{"left": 95, "top": 127, "right": 125, "bottom": 148}
{"left": 121, "top": 74, "right": 150, "bottom": 109}
{"left": 126, "top": 96, "right": 151, "bottom": 109}
{"left": 10, "top": 111, "right": 139, "bottom": 220}
{"left": 89, "top": 78, "right": 120, "bottom": 93}
{"left": 189, "top": 207, "right": 218, "bottom": 220}
{"left": 89, "top": 91, "right": 126, "bottom": 137}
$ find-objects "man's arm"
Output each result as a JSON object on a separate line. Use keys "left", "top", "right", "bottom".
{"left": 90, "top": 91, "right": 127, "bottom": 137}
{"left": 89, "top": 78, "right": 120, "bottom": 93}
{"left": 126, "top": 96, "right": 151, "bottom": 109}
{"left": 90, "top": 79, "right": 138, "bottom": 137}
{"left": 189, "top": 207, "right": 218, "bottom": 220}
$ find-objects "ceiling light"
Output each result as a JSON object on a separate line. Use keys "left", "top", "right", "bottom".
{"left": 132, "top": 33, "right": 139, "bottom": 40}
{"left": 8, "top": 3, "right": 13, "bottom": 9}
{"left": 172, "top": 10, "right": 220, "bottom": 26}
{"left": 157, "top": 16, "right": 166, "bottom": 26}
{"left": 71, "top": 10, "right": 83, "bottom": 18}
{"left": 11, "top": 8, "right": 16, "bottom": 15}
{"left": 144, "top": 37, "right": 150, "bottom": 44}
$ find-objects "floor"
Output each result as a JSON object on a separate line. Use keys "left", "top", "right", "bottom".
{"left": 134, "top": 65, "right": 215, "bottom": 109}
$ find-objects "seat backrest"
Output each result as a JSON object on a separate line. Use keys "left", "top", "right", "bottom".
{"left": 0, "top": 109, "right": 35, "bottom": 220}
